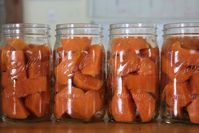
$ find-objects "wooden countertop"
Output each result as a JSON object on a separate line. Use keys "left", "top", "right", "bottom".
{"left": 0, "top": 122, "right": 199, "bottom": 133}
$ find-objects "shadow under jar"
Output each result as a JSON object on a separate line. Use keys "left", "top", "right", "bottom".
{"left": 161, "top": 22, "right": 199, "bottom": 124}
{"left": 53, "top": 24, "right": 105, "bottom": 122}
{"left": 107, "top": 23, "right": 159, "bottom": 123}
{"left": 0, "top": 23, "right": 51, "bottom": 122}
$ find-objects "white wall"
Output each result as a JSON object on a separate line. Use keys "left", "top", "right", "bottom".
{"left": 23, "top": 0, "right": 199, "bottom": 49}
{"left": 23, "top": 0, "right": 91, "bottom": 47}
{"left": 91, "top": 0, "right": 199, "bottom": 49}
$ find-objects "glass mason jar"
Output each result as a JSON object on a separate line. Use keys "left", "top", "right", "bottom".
{"left": 0, "top": 23, "right": 51, "bottom": 122}
{"left": 161, "top": 22, "right": 199, "bottom": 124}
{"left": 108, "top": 23, "right": 159, "bottom": 123}
{"left": 53, "top": 24, "right": 105, "bottom": 122}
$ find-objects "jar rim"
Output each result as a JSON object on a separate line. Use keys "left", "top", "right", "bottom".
{"left": 2, "top": 23, "right": 50, "bottom": 29}
{"left": 56, "top": 23, "right": 102, "bottom": 30}
{"left": 164, "top": 22, "right": 199, "bottom": 30}
{"left": 2, "top": 23, "right": 50, "bottom": 36}
{"left": 110, "top": 23, "right": 156, "bottom": 36}
{"left": 110, "top": 23, "right": 156, "bottom": 29}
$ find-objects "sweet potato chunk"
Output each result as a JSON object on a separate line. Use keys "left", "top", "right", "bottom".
{"left": 1, "top": 72, "right": 12, "bottom": 88}
{"left": 187, "top": 97, "right": 199, "bottom": 123}
{"left": 2, "top": 92, "right": 29, "bottom": 119}
{"left": 54, "top": 89, "right": 68, "bottom": 119}
{"left": 111, "top": 86, "right": 135, "bottom": 122}
{"left": 28, "top": 62, "right": 42, "bottom": 78}
{"left": 61, "top": 37, "right": 91, "bottom": 52}
{"left": 54, "top": 87, "right": 84, "bottom": 119}
{"left": 80, "top": 45, "right": 104, "bottom": 77}
{"left": 25, "top": 92, "right": 50, "bottom": 117}
{"left": 5, "top": 50, "right": 27, "bottom": 79}
{"left": 111, "top": 38, "right": 129, "bottom": 53}
{"left": 111, "top": 37, "right": 149, "bottom": 53}
{"left": 54, "top": 81, "right": 65, "bottom": 93}
{"left": 180, "top": 36, "right": 199, "bottom": 50}
{"left": 139, "top": 48, "right": 159, "bottom": 62}
{"left": 71, "top": 90, "right": 103, "bottom": 120}
{"left": 25, "top": 44, "right": 50, "bottom": 61}
{"left": 55, "top": 52, "right": 81, "bottom": 85}
{"left": 190, "top": 73, "right": 199, "bottom": 94}
{"left": 1, "top": 49, "right": 7, "bottom": 72}
{"left": 110, "top": 50, "right": 140, "bottom": 76}
{"left": 169, "top": 41, "right": 199, "bottom": 65}
{"left": 3, "top": 76, "right": 48, "bottom": 98}
{"left": 162, "top": 82, "right": 191, "bottom": 107}
{"left": 138, "top": 58, "right": 157, "bottom": 75}
{"left": 131, "top": 92, "right": 155, "bottom": 122}
{"left": 28, "top": 61, "right": 49, "bottom": 78}
{"left": 124, "top": 74, "right": 157, "bottom": 94}
{"left": 1, "top": 45, "right": 13, "bottom": 72}
{"left": 25, "top": 45, "right": 50, "bottom": 78}
{"left": 162, "top": 56, "right": 193, "bottom": 82}
{"left": 7, "top": 39, "right": 27, "bottom": 50}
{"left": 73, "top": 72, "right": 103, "bottom": 91}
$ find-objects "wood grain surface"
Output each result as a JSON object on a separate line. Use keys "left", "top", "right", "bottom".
{"left": 0, "top": 122, "right": 199, "bottom": 133}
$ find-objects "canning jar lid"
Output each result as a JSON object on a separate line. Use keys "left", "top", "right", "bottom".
{"left": 2, "top": 23, "right": 50, "bottom": 36}
{"left": 110, "top": 23, "right": 157, "bottom": 36}
{"left": 55, "top": 23, "right": 103, "bottom": 36}
{"left": 164, "top": 22, "right": 199, "bottom": 35}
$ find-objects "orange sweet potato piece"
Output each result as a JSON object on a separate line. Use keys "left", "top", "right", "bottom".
{"left": 111, "top": 37, "right": 149, "bottom": 53}
{"left": 1, "top": 72, "right": 12, "bottom": 88}
{"left": 54, "top": 89, "right": 68, "bottom": 119}
{"left": 79, "top": 45, "right": 104, "bottom": 77}
{"left": 25, "top": 45, "right": 50, "bottom": 78}
{"left": 138, "top": 58, "right": 157, "bottom": 75}
{"left": 169, "top": 41, "right": 199, "bottom": 65}
{"left": 139, "top": 48, "right": 159, "bottom": 62}
{"left": 41, "top": 61, "right": 50, "bottom": 76}
{"left": 28, "top": 60, "right": 49, "bottom": 78}
{"left": 111, "top": 86, "right": 135, "bottom": 122}
{"left": 28, "top": 62, "right": 41, "bottom": 78}
{"left": 162, "top": 56, "right": 193, "bottom": 82}
{"left": 128, "top": 37, "right": 150, "bottom": 50}
{"left": 109, "top": 76, "right": 124, "bottom": 95}
{"left": 54, "top": 86, "right": 84, "bottom": 119}
{"left": 131, "top": 92, "right": 155, "bottom": 122}
{"left": 162, "top": 82, "right": 191, "bottom": 107}
{"left": 3, "top": 77, "right": 48, "bottom": 98}
{"left": 54, "top": 81, "right": 65, "bottom": 93}
{"left": 25, "top": 44, "right": 50, "bottom": 61}
{"left": 2, "top": 92, "right": 29, "bottom": 119}
{"left": 1, "top": 49, "right": 7, "bottom": 72}
{"left": 61, "top": 37, "right": 91, "bottom": 52}
{"left": 180, "top": 36, "right": 199, "bottom": 50}
{"left": 162, "top": 38, "right": 176, "bottom": 55}
{"left": 124, "top": 74, "right": 157, "bottom": 95}
{"left": 55, "top": 52, "right": 82, "bottom": 85}
{"left": 0, "top": 45, "right": 13, "bottom": 71}
{"left": 71, "top": 90, "right": 103, "bottom": 120}
{"left": 110, "top": 50, "right": 140, "bottom": 76}
{"left": 85, "top": 90, "right": 103, "bottom": 114}
{"left": 5, "top": 50, "right": 27, "bottom": 79}
{"left": 187, "top": 97, "right": 199, "bottom": 123}
{"left": 7, "top": 39, "right": 27, "bottom": 50}
{"left": 25, "top": 92, "right": 50, "bottom": 117}
{"left": 73, "top": 72, "right": 103, "bottom": 91}
{"left": 190, "top": 73, "right": 199, "bottom": 94}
